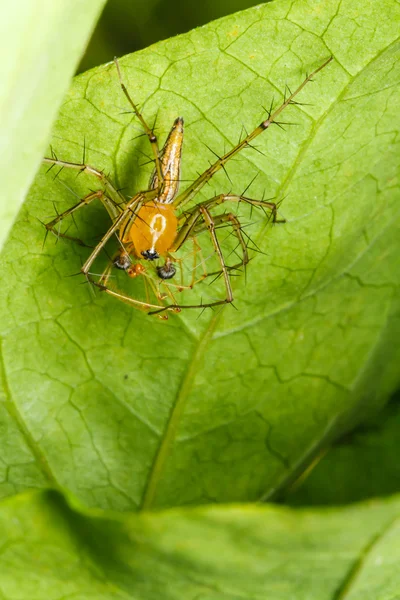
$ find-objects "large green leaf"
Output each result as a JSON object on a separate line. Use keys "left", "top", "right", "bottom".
{"left": 0, "top": 0, "right": 107, "bottom": 250}
{"left": 0, "top": 0, "right": 399, "bottom": 511}
{"left": 2, "top": 489, "right": 400, "bottom": 599}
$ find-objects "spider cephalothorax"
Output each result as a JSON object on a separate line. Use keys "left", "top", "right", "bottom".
{"left": 43, "top": 56, "right": 332, "bottom": 317}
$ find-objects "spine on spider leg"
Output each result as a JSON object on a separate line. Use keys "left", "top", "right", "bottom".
{"left": 114, "top": 57, "right": 164, "bottom": 193}
{"left": 42, "top": 156, "right": 126, "bottom": 222}
{"left": 173, "top": 56, "right": 333, "bottom": 210}
{"left": 256, "top": 56, "right": 333, "bottom": 133}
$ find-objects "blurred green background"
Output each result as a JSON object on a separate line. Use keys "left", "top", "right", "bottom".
{"left": 79, "top": 0, "right": 263, "bottom": 72}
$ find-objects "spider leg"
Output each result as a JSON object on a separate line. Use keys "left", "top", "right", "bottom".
{"left": 149, "top": 205, "right": 234, "bottom": 316}
{"left": 148, "top": 190, "right": 284, "bottom": 315}
{"left": 80, "top": 193, "right": 145, "bottom": 279}
{"left": 114, "top": 58, "right": 164, "bottom": 193}
{"left": 93, "top": 280, "right": 172, "bottom": 319}
{"left": 43, "top": 190, "right": 113, "bottom": 246}
{"left": 94, "top": 262, "right": 179, "bottom": 320}
{"left": 174, "top": 192, "right": 283, "bottom": 252}
{"left": 98, "top": 260, "right": 114, "bottom": 287}
{"left": 163, "top": 237, "right": 209, "bottom": 292}
{"left": 201, "top": 193, "right": 285, "bottom": 224}
{"left": 93, "top": 245, "right": 173, "bottom": 318}
{"left": 42, "top": 156, "right": 125, "bottom": 217}
{"left": 187, "top": 192, "right": 285, "bottom": 279}
{"left": 192, "top": 211, "right": 249, "bottom": 276}
{"left": 172, "top": 57, "right": 332, "bottom": 210}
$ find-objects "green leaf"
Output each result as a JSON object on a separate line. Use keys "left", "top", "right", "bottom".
{"left": 0, "top": 0, "right": 107, "bottom": 250}
{"left": 79, "top": 0, "right": 268, "bottom": 72}
{"left": 2, "top": 489, "right": 400, "bottom": 599}
{"left": 287, "top": 393, "right": 400, "bottom": 506}
{"left": 0, "top": 0, "right": 400, "bottom": 511}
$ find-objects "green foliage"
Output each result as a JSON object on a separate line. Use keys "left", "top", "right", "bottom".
{"left": 0, "top": 0, "right": 399, "bottom": 514}
{"left": 0, "top": 0, "right": 107, "bottom": 250}
{"left": 2, "top": 489, "right": 400, "bottom": 599}
{"left": 1, "top": 0, "right": 400, "bottom": 595}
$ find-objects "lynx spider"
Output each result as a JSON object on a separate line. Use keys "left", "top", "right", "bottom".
{"left": 43, "top": 56, "right": 332, "bottom": 318}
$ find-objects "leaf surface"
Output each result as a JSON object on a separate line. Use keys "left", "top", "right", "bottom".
{"left": 0, "top": 0, "right": 399, "bottom": 510}
{"left": 0, "top": 0, "right": 107, "bottom": 249}
{"left": 2, "top": 490, "right": 400, "bottom": 599}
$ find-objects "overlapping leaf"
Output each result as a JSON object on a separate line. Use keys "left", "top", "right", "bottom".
{"left": 1, "top": 489, "right": 400, "bottom": 599}
{"left": 0, "top": 0, "right": 107, "bottom": 249}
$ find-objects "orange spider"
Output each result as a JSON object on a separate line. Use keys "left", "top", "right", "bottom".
{"left": 43, "top": 56, "right": 332, "bottom": 318}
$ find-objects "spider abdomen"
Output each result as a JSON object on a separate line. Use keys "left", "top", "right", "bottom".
{"left": 125, "top": 203, "right": 178, "bottom": 259}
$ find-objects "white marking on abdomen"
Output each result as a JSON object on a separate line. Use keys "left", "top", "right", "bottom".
{"left": 149, "top": 213, "right": 167, "bottom": 252}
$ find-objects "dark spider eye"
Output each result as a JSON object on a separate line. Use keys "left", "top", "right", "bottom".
{"left": 157, "top": 263, "right": 176, "bottom": 280}
{"left": 141, "top": 250, "right": 160, "bottom": 261}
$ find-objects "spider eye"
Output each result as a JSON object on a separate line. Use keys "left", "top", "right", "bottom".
{"left": 157, "top": 263, "right": 176, "bottom": 280}
{"left": 141, "top": 250, "right": 160, "bottom": 260}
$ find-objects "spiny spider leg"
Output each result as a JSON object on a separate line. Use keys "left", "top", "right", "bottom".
{"left": 163, "top": 238, "right": 209, "bottom": 291}
{"left": 148, "top": 206, "right": 235, "bottom": 316}
{"left": 42, "top": 156, "right": 125, "bottom": 215}
{"left": 192, "top": 211, "right": 249, "bottom": 274}
{"left": 81, "top": 193, "right": 146, "bottom": 278}
{"left": 173, "top": 56, "right": 333, "bottom": 210}
{"left": 145, "top": 194, "right": 282, "bottom": 314}
{"left": 95, "top": 248, "right": 173, "bottom": 318}
{"left": 188, "top": 193, "right": 287, "bottom": 279}
{"left": 114, "top": 58, "right": 164, "bottom": 194}
{"left": 44, "top": 190, "right": 105, "bottom": 246}
{"left": 172, "top": 193, "right": 283, "bottom": 253}
{"left": 202, "top": 193, "right": 285, "bottom": 223}
{"left": 180, "top": 209, "right": 251, "bottom": 283}
{"left": 43, "top": 108, "right": 179, "bottom": 249}
{"left": 95, "top": 281, "right": 171, "bottom": 317}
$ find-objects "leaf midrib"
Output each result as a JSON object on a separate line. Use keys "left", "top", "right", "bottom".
{"left": 140, "top": 314, "right": 220, "bottom": 509}
{"left": 334, "top": 516, "right": 400, "bottom": 599}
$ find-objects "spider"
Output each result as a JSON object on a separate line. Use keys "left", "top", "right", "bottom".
{"left": 43, "top": 56, "right": 332, "bottom": 318}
